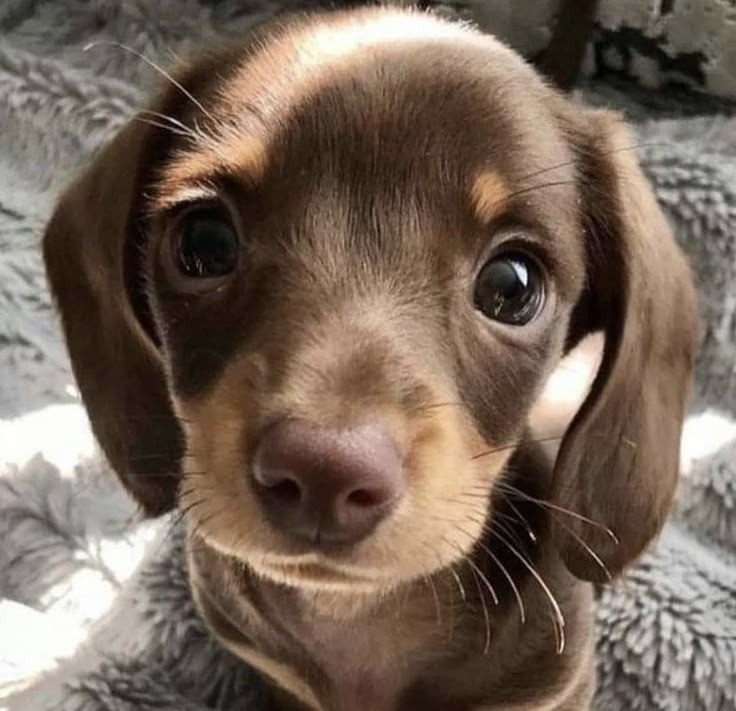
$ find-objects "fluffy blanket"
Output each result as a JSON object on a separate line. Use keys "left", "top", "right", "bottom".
{"left": 1, "top": 2, "right": 735, "bottom": 710}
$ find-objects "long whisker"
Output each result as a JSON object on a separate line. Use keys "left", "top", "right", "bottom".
{"left": 462, "top": 554, "right": 492, "bottom": 655}
{"left": 486, "top": 547, "right": 526, "bottom": 625}
{"left": 424, "top": 575, "right": 443, "bottom": 628}
{"left": 516, "top": 142, "right": 667, "bottom": 185}
{"left": 502, "top": 179, "right": 578, "bottom": 203}
{"left": 133, "top": 470, "right": 208, "bottom": 479}
{"left": 132, "top": 116, "right": 194, "bottom": 140}
{"left": 451, "top": 542, "right": 499, "bottom": 610}
{"left": 490, "top": 515, "right": 535, "bottom": 561}
{"left": 504, "top": 498, "right": 537, "bottom": 543}
{"left": 125, "top": 451, "right": 198, "bottom": 463}
{"left": 447, "top": 563, "right": 467, "bottom": 603}
{"left": 427, "top": 543, "right": 467, "bottom": 608}
{"left": 495, "top": 482, "right": 619, "bottom": 543}
{"left": 139, "top": 109, "right": 201, "bottom": 140}
{"left": 188, "top": 507, "right": 224, "bottom": 543}
{"left": 492, "top": 529, "right": 565, "bottom": 654}
{"left": 474, "top": 538, "right": 526, "bottom": 626}
{"left": 83, "top": 41, "right": 215, "bottom": 122}
{"left": 471, "top": 435, "right": 564, "bottom": 461}
{"left": 154, "top": 496, "right": 220, "bottom": 557}
{"left": 408, "top": 400, "right": 464, "bottom": 417}
{"left": 450, "top": 522, "right": 527, "bottom": 626}
{"left": 555, "top": 519, "right": 612, "bottom": 581}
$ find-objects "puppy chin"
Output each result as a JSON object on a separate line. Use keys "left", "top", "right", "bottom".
{"left": 190, "top": 515, "right": 460, "bottom": 600}
{"left": 249, "top": 556, "right": 396, "bottom": 595}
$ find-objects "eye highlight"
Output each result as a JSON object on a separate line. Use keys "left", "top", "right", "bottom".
{"left": 473, "top": 252, "right": 545, "bottom": 325}
{"left": 175, "top": 208, "right": 239, "bottom": 279}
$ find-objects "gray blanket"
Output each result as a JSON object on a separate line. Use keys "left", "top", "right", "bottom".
{"left": 1, "top": 2, "right": 735, "bottom": 710}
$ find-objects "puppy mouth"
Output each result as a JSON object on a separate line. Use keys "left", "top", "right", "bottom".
{"left": 250, "top": 550, "right": 394, "bottom": 591}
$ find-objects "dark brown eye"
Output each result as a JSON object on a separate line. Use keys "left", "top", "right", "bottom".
{"left": 474, "top": 252, "right": 545, "bottom": 325}
{"left": 176, "top": 209, "right": 238, "bottom": 278}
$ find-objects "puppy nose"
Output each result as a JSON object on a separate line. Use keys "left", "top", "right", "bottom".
{"left": 251, "top": 419, "right": 404, "bottom": 545}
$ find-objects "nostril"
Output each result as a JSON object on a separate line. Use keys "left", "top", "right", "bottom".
{"left": 252, "top": 418, "right": 404, "bottom": 543}
{"left": 346, "top": 488, "right": 383, "bottom": 508}
{"left": 262, "top": 477, "right": 302, "bottom": 504}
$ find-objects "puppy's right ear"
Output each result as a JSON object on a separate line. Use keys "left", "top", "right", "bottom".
{"left": 43, "top": 116, "right": 182, "bottom": 515}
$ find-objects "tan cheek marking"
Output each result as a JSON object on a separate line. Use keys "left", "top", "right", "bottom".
{"left": 470, "top": 171, "right": 511, "bottom": 224}
{"left": 405, "top": 403, "right": 506, "bottom": 510}
{"left": 386, "top": 403, "right": 514, "bottom": 577}
{"left": 172, "top": 360, "right": 271, "bottom": 555}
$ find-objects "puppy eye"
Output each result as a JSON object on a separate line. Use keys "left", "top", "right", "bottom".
{"left": 473, "top": 252, "right": 545, "bottom": 325}
{"left": 176, "top": 209, "right": 238, "bottom": 278}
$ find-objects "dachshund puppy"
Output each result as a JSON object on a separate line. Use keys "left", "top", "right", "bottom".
{"left": 44, "top": 7, "right": 699, "bottom": 710}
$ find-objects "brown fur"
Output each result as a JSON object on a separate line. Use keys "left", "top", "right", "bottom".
{"left": 43, "top": 7, "right": 699, "bottom": 710}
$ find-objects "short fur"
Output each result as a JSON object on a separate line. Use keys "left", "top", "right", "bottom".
{"left": 43, "top": 8, "right": 699, "bottom": 710}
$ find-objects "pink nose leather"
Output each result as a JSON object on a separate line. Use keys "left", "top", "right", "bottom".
{"left": 251, "top": 419, "right": 404, "bottom": 544}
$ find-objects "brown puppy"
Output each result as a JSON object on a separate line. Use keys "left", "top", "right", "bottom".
{"left": 43, "top": 8, "right": 699, "bottom": 711}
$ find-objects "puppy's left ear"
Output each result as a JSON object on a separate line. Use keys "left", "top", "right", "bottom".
{"left": 43, "top": 115, "right": 183, "bottom": 516}
{"left": 551, "top": 107, "right": 700, "bottom": 582}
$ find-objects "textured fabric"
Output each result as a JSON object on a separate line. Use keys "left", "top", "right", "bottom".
{"left": 0, "top": 2, "right": 735, "bottom": 710}
{"left": 458, "top": 0, "right": 736, "bottom": 101}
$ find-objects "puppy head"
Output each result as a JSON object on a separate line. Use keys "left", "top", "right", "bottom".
{"left": 45, "top": 8, "right": 698, "bottom": 592}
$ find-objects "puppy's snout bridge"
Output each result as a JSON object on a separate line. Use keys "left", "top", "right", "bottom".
{"left": 251, "top": 419, "right": 404, "bottom": 545}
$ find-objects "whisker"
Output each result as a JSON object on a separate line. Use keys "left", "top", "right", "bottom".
{"left": 462, "top": 555, "right": 493, "bottom": 655}
{"left": 178, "top": 497, "right": 206, "bottom": 518}
{"left": 469, "top": 533, "right": 526, "bottom": 626}
{"left": 132, "top": 116, "right": 195, "bottom": 140}
{"left": 492, "top": 529, "right": 565, "bottom": 654}
{"left": 122, "top": 414, "right": 194, "bottom": 425}
{"left": 155, "top": 497, "right": 222, "bottom": 557}
{"left": 139, "top": 109, "right": 201, "bottom": 140}
{"left": 555, "top": 519, "right": 612, "bottom": 581}
{"left": 424, "top": 575, "right": 443, "bottom": 628}
{"left": 490, "top": 515, "right": 535, "bottom": 560}
{"left": 408, "top": 400, "right": 464, "bottom": 416}
{"left": 486, "top": 547, "right": 526, "bottom": 625}
{"left": 495, "top": 482, "right": 619, "bottom": 543}
{"left": 448, "top": 541, "right": 499, "bottom": 611}
{"left": 83, "top": 41, "right": 216, "bottom": 122}
{"left": 504, "top": 498, "right": 537, "bottom": 543}
{"left": 126, "top": 450, "right": 197, "bottom": 462}
{"left": 516, "top": 142, "right": 667, "bottom": 185}
{"left": 447, "top": 521, "right": 527, "bottom": 626}
{"left": 447, "top": 563, "right": 467, "bottom": 603}
{"left": 471, "top": 435, "right": 564, "bottom": 461}
{"left": 131, "top": 467, "right": 207, "bottom": 478}
{"left": 502, "top": 179, "right": 578, "bottom": 203}
{"left": 482, "top": 179, "right": 579, "bottom": 218}
{"left": 178, "top": 483, "right": 218, "bottom": 501}
{"left": 166, "top": 499, "right": 209, "bottom": 544}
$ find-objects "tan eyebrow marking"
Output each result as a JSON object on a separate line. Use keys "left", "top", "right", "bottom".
{"left": 470, "top": 171, "right": 511, "bottom": 224}
{"left": 153, "top": 134, "right": 268, "bottom": 209}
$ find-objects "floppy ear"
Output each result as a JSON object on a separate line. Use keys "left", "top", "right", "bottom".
{"left": 43, "top": 115, "right": 182, "bottom": 515}
{"left": 551, "top": 108, "right": 700, "bottom": 582}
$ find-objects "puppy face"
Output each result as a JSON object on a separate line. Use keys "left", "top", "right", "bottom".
{"left": 44, "top": 9, "right": 698, "bottom": 600}
{"left": 139, "top": 14, "right": 585, "bottom": 590}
